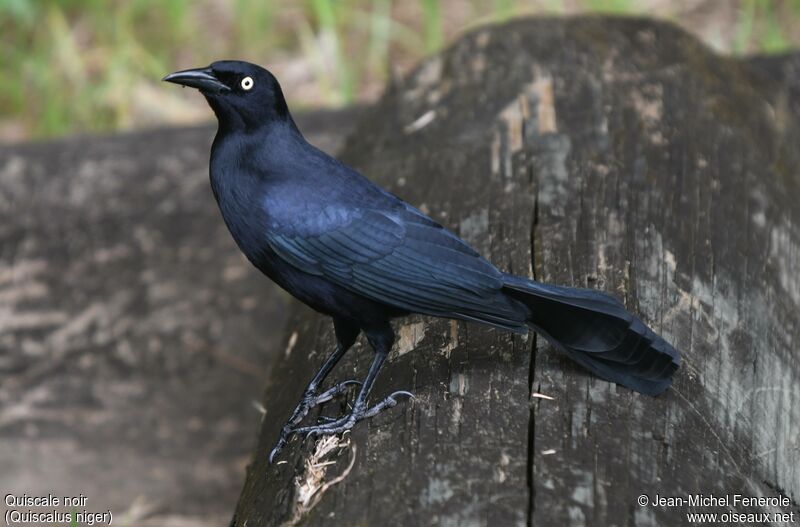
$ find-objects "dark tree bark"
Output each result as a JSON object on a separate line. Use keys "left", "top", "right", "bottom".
{"left": 233, "top": 17, "right": 800, "bottom": 526}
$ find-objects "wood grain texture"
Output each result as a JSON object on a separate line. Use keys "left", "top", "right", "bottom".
{"left": 233, "top": 17, "right": 799, "bottom": 526}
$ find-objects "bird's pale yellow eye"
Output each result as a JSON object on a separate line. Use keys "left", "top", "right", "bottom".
{"left": 241, "top": 76, "right": 254, "bottom": 91}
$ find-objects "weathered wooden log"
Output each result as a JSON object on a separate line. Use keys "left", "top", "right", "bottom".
{"left": 233, "top": 16, "right": 800, "bottom": 526}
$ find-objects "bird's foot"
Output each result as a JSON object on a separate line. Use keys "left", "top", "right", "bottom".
{"left": 268, "top": 380, "right": 361, "bottom": 463}
{"left": 287, "top": 380, "right": 362, "bottom": 426}
{"left": 294, "top": 390, "right": 415, "bottom": 439}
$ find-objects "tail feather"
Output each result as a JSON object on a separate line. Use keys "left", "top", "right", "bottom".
{"left": 502, "top": 274, "right": 679, "bottom": 396}
{"left": 606, "top": 320, "right": 649, "bottom": 364}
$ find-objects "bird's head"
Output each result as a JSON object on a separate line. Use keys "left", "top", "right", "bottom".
{"left": 163, "top": 60, "right": 291, "bottom": 132}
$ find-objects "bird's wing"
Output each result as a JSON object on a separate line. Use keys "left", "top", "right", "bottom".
{"left": 265, "top": 203, "right": 526, "bottom": 328}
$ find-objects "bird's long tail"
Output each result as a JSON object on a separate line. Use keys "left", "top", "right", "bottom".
{"left": 502, "top": 274, "right": 679, "bottom": 395}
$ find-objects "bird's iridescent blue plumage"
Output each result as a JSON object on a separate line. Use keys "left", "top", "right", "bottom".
{"left": 167, "top": 60, "right": 680, "bottom": 405}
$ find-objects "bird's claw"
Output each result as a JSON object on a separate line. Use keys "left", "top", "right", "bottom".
{"left": 292, "top": 389, "right": 415, "bottom": 438}
{"left": 300, "top": 417, "right": 357, "bottom": 438}
{"left": 314, "top": 380, "right": 361, "bottom": 406}
{"left": 361, "top": 390, "right": 415, "bottom": 418}
{"left": 268, "top": 380, "right": 361, "bottom": 463}
{"left": 268, "top": 439, "right": 286, "bottom": 464}
{"left": 285, "top": 380, "right": 360, "bottom": 428}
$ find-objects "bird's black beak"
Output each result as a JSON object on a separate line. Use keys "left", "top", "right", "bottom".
{"left": 162, "top": 67, "right": 231, "bottom": 94}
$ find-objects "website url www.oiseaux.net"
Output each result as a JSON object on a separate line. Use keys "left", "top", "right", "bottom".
{"left": 686, "top": 511, "right": 796, "bottom": 524}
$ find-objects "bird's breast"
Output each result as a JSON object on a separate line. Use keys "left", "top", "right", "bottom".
{"left": 209, "top": 166, "right": 272, "bottom": 263}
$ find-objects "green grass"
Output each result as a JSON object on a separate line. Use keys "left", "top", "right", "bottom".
{"left": 734, "top": 0, "right": 793, "bottom": 53}
{"left": 580, "top": 0, "right": 636, "bottom": 14}
{"left": 1, "top": 0, "right": 798, "bottom": 140}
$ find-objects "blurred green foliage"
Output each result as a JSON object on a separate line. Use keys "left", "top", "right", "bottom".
{"left": 1, "top": 0, "right": 799, "bottom": 140}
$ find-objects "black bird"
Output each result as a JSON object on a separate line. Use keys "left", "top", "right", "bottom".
{"left": 163, "top": 61, "right": 680, "bottom": 462}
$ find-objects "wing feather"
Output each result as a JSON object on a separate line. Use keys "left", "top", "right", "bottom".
{"left": 266, "top": 206, "right": 525, "bottom": 327}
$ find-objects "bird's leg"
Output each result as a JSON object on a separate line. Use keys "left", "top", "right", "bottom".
{"left": 282, "top": 352, "right": 355, "bottom": 428}
{"left": 293, "top": 347, "right": 387, "bottom": 436}
{"left": 269, "top": 319, "right": 359, "bottom": 463}
{"left": 293, "top": 323, "right": 414, "bottom": 437}
{"left": 281, "top": 378, "right": 363, "bottom": 429}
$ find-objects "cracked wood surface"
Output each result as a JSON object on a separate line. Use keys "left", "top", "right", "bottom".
{"left": 234, "top": 17, "right": 799, "bottom": 526}
{"left": 0, "top": 110, "right": 357, "bottom": 526}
